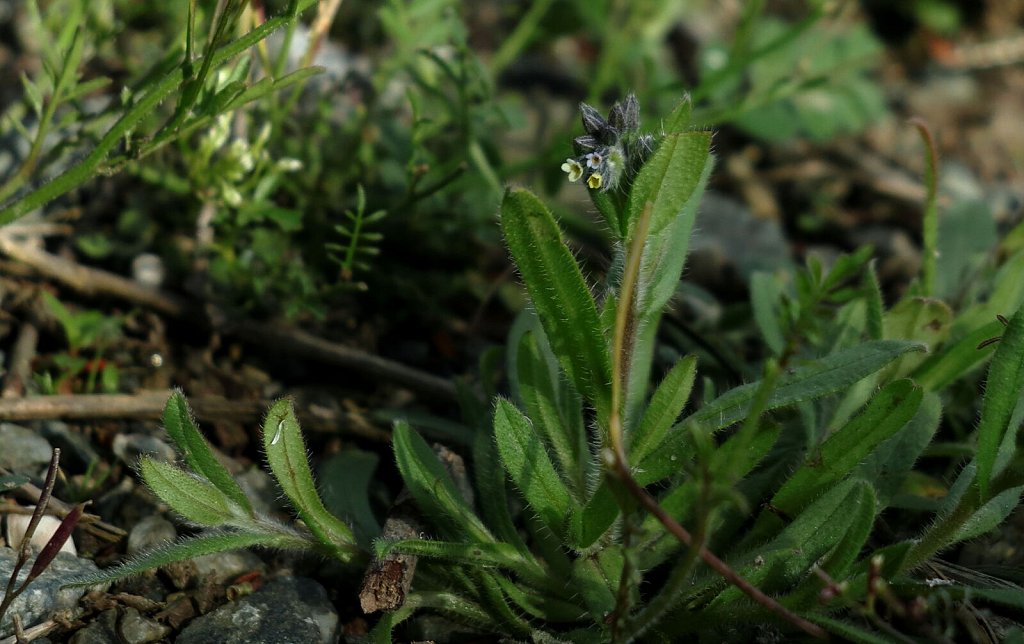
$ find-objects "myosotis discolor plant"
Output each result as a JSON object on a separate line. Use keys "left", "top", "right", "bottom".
{"left": 53, "top": 94, "right": 1024, "bottom": 641}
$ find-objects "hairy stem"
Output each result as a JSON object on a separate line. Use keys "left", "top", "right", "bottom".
{"left": 605, "top": 198, "right": 827, "bottom": 640}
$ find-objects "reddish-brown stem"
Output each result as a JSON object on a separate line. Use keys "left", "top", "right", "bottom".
{"left": 610, "top": 448, "right": 829, "bottom": 640}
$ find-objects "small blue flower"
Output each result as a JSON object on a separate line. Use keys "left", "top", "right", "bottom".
{"left": 561, "top": 158, "right": 584, "bottom": 182}
{"left": 560, "top": 93, "right": 653, "bottom": 192}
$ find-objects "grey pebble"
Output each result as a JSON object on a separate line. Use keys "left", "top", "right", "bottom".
{"left": 112, "top": 433, "right": 176, "bottom": 467}
{"left": 176, "top": 576, "right": 338, "bottom": 644}
{"left": 0, "top": 423, "right": 53, "bottom": 478}
{"left": 127, "top": 515, "right": 177, "bottom": 556}
{"left": 0, "top": 549, "right": 101, "bottom": 638}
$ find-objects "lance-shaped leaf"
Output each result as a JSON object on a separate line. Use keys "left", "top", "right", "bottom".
{"left": 140, "top": 457, "right": 233, "bottom": 526}
{"left": 806, "top": 615, "right": 891, "bottom": 644}
{"left": 782, "top": 484, "right": 877, "bottom": 610}
{"left": 975, "top": 303, "right": 1024, "bottom": 498}
{"left": 622, "top": 134, "right": 713, "bottom": 426}
{"left": 319, "top": 449, "right": 381, "bottom": 548}
{"left": 63, "top": 528, "right": 310, "bottom": 588}
{"left": 639, "top": 340, "right": 926, "bottom": 484}
{"left": 500, "top": 188, "right": 612, "bottom": 417}
{"left": 570, "top": 481, "right": 618, "bottom": 550}
{"left": 663, "top": 94, "right": 693, "bottom": 135}
{"left": 856, "top": 391, "right": 941, "bottom": 508}
{"left": 629, "top": 355, "right": 697, "bottom": 465}
{"left": 472, "top": 423, "right": 529, "bottom": 554}
{"left": 691, "top": 341, "right": 925, "bottom": 432}
{"left": 912, "top": 320, "right": 1001, "bottom": 392}
{"left": 374, "top": 539, "right": 535, "bottom": 575}
{"left": 952, "top": 484, "right": 1024, "bottom": 544}
{"left": 494, "top": 574, "right": 589, "bottom": 622}
{"left": 516, "top": 331, "right": 588, "bottom": 496}
{"left": 571, "top": 547, "right": 623, "bottom": 620}
{"left": 263, "top": 399, "right": 356, "bottom": 558}
{"left": 392, "top": 421, "right": 493, "bottom": 543}
{"left": 639, "top": 424, "right": 782, "bottom": 570}
{"left": 771, "top": 379, "right": 923, "bottom": 516}
{"left": 477, "top": 572, "right": 534, "bottom": 636}
{"left": 713, "top": 479, "right": 872, "bottom": 604}
{"left": 493, "top": 399, "right": 574, "bottom": 538}
{"left": 163, "top": 391, "right": 252, "bottom": 516}
{"left": 627, "top": 131, "right": 713, "bottom": 318}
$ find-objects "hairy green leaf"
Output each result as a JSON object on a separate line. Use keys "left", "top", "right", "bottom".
{"left": 771, "top": 379, "right": 923, "bottom": 516}
{"left": 953, "top": 485, "right": 1024, "bottom": 543}
{"left": 640, "top": 424, "right": 782, "bottom": 570}
{"left": 913, "top": 322, "right": 1001, "bottom": 392}
{"left": 374, "top": 539, "right": 533, "bottom": 572}
{"left": 472, "top": 421, "right": 529, "bottom": 554}
{"left": 393, "top": 421, "right": 493, "bottom": 543}
{"left": 140, "top": 458, "right": 233, "bottom": 526}
{"left": 263, "top": 399, "right": 356, "bottom": 559}
{"left": 63, "top": 528, "right": 309, "bottom": 589}
{"left": 641, "top": 341, "right": 925, "bottom": 484}
{"left": 493, "top": 399, "right": 573, "bottom": 538}
{"left": 856, "top": 392, "right": 941, "bottom": 507}
{"left": 516, "top": 331, "right": 588, "bottom": 496}
{"left": 319, "top": 449, "right": 380, "bottom": 548}
{"left": 693, "top": 340, "right": 924, "bottom": 432}
{"left": 569, "top": 481, "right": 618, "bottom": 550}
{"left": 975, "top": 303, "right": 1024, "bottom": 498}
{"left": 782, "top": 483, "right": 877, "bottom": 610}
{"left": 494, "top": 574, "right": 589, "bottom": 623}
{"left": 571, "top": 549, "right": 622, "bottom": 621}
{"left": 716, "top": 479, "right": 871, "bottom": 603}
{"left": 162, "top": 391, "right": 252, "bottom": 516}
{"left": 624, "top": 134, "right": 713, "bottom": 425}
{"left": 500, "top": 188, "right": 612, "bottom": 417}
{"left": 663, "top": 94, "right": 693, "bottom": 134}
{"left": 630, "top": 355, "right": 697, "bottom": 465}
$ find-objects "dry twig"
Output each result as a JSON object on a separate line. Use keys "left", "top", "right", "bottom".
{"left": 0, "top": 391, "right": 390, "bottom": 441}
{"left": 0, "top": 233, "right": 457, "bottom": 402}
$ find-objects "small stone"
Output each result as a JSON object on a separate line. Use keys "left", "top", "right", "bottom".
{"left": 112, "top": 433, "right": 176, "bottom": 467}
{"left": 119, "top": 606, "right": 171, "bottom": 644}
{"left": 69, "top": 608, "right": 117, "bottom": 644}
{"left": 176, "top": 577, "right": 338, "bottom": 644}
{"left": 0, "top": 423, "right": 53, "bottom": 477}
{"left": 131, "top": 254, "right": 165, "bottom": 289}
{"left": 0, "top": 549, "right": 102, "bottom": 638}
{"left": 5, "top": 510, "right": 77, "bottom": 555}
{"left": 234, "top": 466, "right": 286, "bottom": 515}
{"left": 191, "top": 550, "right": 266, "bottom": 587}
{"left": 127, "top": 516, "right": 177, "bottom": 556}
{"left": 38, "top": 421, "right": 99, "bottom": 471}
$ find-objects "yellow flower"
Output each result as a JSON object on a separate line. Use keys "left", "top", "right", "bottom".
{"left": 561, "top": 158, "right": 584, "bottom": 182}
{"left": 587, "top": 173, "right": 603, "bottom": 190}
